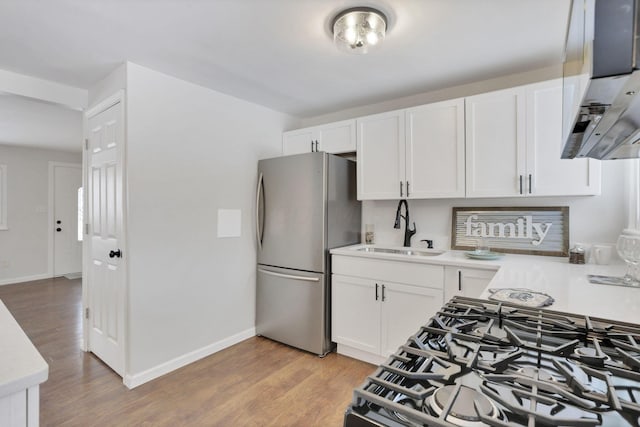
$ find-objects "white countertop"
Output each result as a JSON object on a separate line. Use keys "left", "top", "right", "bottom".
{"left": 331, "top": 244, "right": 640, "bottom": 324}
{"left": 0, "top": 299, "right": 48, "bottom": 397}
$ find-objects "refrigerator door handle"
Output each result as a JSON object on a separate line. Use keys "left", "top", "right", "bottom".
{"left": 256, "top": 172, "right": 264, "bottom": 250}
{"left": 257, "top": 268, "right": 320, "bottom": 282}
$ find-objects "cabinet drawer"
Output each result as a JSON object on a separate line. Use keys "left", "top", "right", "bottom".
{"left": 332, "top": 255, "right": 444, "bottom": 289}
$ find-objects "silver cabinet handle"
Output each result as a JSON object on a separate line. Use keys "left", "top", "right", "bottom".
{"left": 381, "top": 284, "right": 386, "bottom": 302}
{"left": 256, "top": 172, "right": 264, "bottom": 250}
{"left": 258, "top": 268, "right": 320, "bottom": 282}
{"left": 400, "top": 181, "right": 404, "bottom": 197}
{"left": 406, "top": 181, "right": 410, "bottom": 197}
{"left": 458, "top": 270, "right": 462, "bottom": 291}
{"left": 519, "top": 175, "right": 523, "bottom": 195}
{"left": 528, "top": 174, "right": 532, "bottom": 194}
{"left": 375, "top": 283, "right": 379, "bottom": 301}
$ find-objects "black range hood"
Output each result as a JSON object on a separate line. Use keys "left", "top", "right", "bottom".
{"left": 562, "top": 0, "right": 640, "bottom": 160}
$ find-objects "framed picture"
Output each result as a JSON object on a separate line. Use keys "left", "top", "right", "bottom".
{"left": 451, "top": 206, "right": 569, "bottom": 257}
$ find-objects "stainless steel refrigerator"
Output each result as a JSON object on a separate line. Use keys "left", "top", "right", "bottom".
{"left": 256, "top": 152, "right": 361, "bottom": 356}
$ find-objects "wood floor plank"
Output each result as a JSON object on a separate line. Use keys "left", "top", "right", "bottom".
{"left": 0, "top": 278, "right": 374, "bottom": 426}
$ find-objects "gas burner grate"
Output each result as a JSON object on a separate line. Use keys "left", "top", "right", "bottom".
{"left": 478, "top": 380, "right": 601, "bottom": 427}
{"left": 345, "top": 296, "right": 640, "bottom": 427}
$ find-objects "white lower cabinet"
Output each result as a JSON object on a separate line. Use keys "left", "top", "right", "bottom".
{"left": 380, "top": 281, "right": 443, "bottom": 356}
{"left": 0, "top": 386, "right": 40, "bottom": 427}
{"left": 332, "top": 255, "right": 444, "bottom": 365}
{"left": 332, "top": 275, "right": 380, "bottom": 356}
{"left": 444, "top": 266, "right": 497, "bottom": 301}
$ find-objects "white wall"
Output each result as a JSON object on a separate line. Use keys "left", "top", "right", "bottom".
{"left": 88, "top": 63, "right": 127, "bottom": 107}
{"left": 0, "top": 145, "right": 81, "bottom": 285}
{"left": 124, "top": 63, "right": 294, "bottom": 377}
{"left": 298, "top": 65, "right": 560, "bottom": 127}
{"left": 363, "top": 160, "right": 629, "bottom": 253}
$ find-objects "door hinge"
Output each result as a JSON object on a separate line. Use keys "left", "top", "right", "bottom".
{"left": 85, "top": 223, "right": 89, "bottom": 235}
{"left": 85, "top": 307, "right": 90, "bottom": 319}
{"left": 85, "top": 138, "right": 89, "bottom": 150}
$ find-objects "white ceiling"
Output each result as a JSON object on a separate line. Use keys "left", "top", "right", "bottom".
{"left": 0, "top": 93, "right": 82, "bottom": 152}
{"left": 0, "top": 0, "right": 571, "bottom": 119}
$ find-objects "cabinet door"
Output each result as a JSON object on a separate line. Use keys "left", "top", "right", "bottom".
{"left": 525, "top": 80, "right": 601, "bottom": 196}
{"left": 466, "top": 88, "right": 526, "bottom": 198}
{"left": 357, "top": 111, "right": 405, "bottom": 200}
{"left": 444, "top": 267, "right": 496, "bottom": 301}
{"left": 406, "top": 99, "right": 465, "bottom": 198}
{"left": 332, "top": 275, "right": 380, "bottom": 354}
{"left": 283, "top": 128, "right": 315, "bottom": 155}
{"left": 380, "top": 282, "right": 443, "bottom": 357}
{"left": 317, "top": 120, "right": 356, "bottom": 154}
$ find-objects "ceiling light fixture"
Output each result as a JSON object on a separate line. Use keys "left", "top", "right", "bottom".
{"left": 332, "top": 7, "right": 387, "bottom": 54}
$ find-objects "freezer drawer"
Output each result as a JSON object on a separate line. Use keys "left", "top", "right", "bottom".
{"left": 256, "top": 265, "right": 330, "bottom": 355}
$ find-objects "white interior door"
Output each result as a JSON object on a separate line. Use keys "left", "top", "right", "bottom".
{"left": 86, "top": 96, "right": 125, "bottom": 377}
{"left": 53, "top": 164, "right": 82, "bottom": 276}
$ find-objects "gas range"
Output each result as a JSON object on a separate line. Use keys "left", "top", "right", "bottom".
{"left": 344, "top": 296, "right": 640, "bottom": 427}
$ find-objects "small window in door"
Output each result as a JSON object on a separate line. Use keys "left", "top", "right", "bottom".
{"left": 77, "top": 187, "right": 83, "bottom": 241}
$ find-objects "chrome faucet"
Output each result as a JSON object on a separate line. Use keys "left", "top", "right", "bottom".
{"left": 394, "top": 199, "right": 416, "bottom": 247}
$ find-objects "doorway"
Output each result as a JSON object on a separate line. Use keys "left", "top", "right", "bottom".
{"left": 49, "top": 162, "right": 82, "bottom": 277}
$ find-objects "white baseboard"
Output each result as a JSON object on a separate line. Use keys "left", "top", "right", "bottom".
{"left": 0, "top": 274, "right": 51, "bottom": 286}
{"left": 123, "top": 327, "right": 256, "bottom": 389}
{"left": 336, "top": 344, "right": 386, "bottom": 366}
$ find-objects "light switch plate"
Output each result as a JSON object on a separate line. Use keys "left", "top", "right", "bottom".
{"left": 217, "top": 209, "right": 241, "bottom": 238}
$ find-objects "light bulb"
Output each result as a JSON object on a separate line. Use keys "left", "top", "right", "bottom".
{"left": 366, "top": 31, "right": 378, "bottom": 45}
{"left": 344, "top": 27, "right": 357, "bottom": 44}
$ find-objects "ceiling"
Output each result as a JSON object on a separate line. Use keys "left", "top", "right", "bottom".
{"left": 0, "top": 0, "right": 571, "bottom": 119}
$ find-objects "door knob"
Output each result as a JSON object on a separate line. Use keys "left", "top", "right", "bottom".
{"left": 56, "top": 228, "right": 62, "bottom": 232}
{"left": 109, "top": 249, "right": 122, "bottom": 258}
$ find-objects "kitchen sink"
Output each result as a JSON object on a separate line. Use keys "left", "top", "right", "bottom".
{"left": 356, "top": 247, "right": 444, "bottom": 257}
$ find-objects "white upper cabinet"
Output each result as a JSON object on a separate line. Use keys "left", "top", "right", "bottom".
{"left": 282, "top": 128, "right": 316, "bottom": 155}
{"left": 282, "top": 119, "right": 356, "bottom": 155}
{"left": 466, "top": 80, "right": 601, "bottom": 198}
{"left": 526, "top": 80, "right": 601, "bottom": 196}
{"left": 318, "top": 120, "right": 356, "bottom": 153}
{"left": 357, "top": 100, "right": 465, "bottom": 200}
{"left": 465, "top": 87, "right": 527, "bottom": 198}
{"left": 357, "top": 110, "right": 405, "bottom": 200}
{"left": 288, "top": 78, "right": 600, "bottom": 199}
{"left": 406, "top": 99, "right": 466, "bottom": 199}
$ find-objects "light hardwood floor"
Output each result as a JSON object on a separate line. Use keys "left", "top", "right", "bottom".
{"left": 0, "top": 277, "right": 374, "bottom": 426}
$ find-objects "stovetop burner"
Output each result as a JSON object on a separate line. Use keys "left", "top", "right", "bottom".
{"left": 344, "top": 296, "right": 640, "bottom": 427}
{"left": 428, "top": 384, "right": 498, "bottom": 426}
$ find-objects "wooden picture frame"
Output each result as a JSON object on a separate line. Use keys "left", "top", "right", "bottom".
{"left": 451, "top": 206, "right": 570, "bottom": 257}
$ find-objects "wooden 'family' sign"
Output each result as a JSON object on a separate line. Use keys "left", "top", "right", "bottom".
{"left": 451, "top": 207, "right": 569, "bottom": 257}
